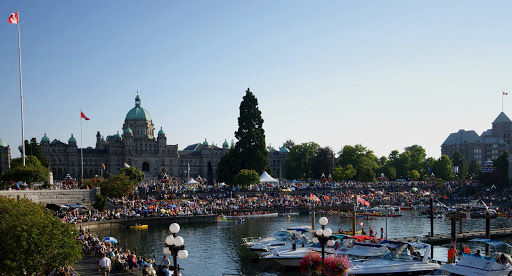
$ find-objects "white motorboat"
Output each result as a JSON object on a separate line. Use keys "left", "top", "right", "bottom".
{"left": 348, "top": 241, "right": 440, "bottom": 275}
{"left": 338, "top": 242, "right": 391, "bottom": 260}
{"left": 243, "top": 226, "right": 311, "bottom": 257}
{"left": 427, "top": 238, "right": 512, "bottom": 276}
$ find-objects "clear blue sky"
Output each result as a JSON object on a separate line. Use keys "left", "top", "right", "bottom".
{"left": 1, "top": 1, "right": 512, "bottom": 160}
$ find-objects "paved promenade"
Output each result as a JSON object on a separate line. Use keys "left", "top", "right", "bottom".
{"left": 73, "top": 256, "right": 137, "bottom": 276}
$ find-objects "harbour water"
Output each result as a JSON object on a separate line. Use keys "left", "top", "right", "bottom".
{"left": 96, "top": 211, "right": 512, "bottom": 275}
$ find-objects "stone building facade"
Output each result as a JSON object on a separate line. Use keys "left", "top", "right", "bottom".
{"left": 441, "top": 112, "right": 512, "bottom": 178}
{"left": 37, "top": 93, "right": 288, "bottom": 181}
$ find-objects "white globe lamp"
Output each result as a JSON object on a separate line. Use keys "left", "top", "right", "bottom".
{"left": 178, "top": 249, "right": 189, "bottom": 260}
{"left": 169, "top": 223, "right": 180, "bottom": 233}
{"left": 319, "top": 217, "right": 328, "bottom": 226}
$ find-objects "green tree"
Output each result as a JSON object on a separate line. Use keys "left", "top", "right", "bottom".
{"left": 336, "top": 144, "right": 378, "bottom": 177}
{"left": 120, "top": 166, "right": 145, "bottom": 182}
{"left": 358, "top": 167, "right": 376, "bottom": 182}
{"left": 494, "top": 151, "right": 509, "bottom": 177}
{"left": 0, "top": 196, "right": 82, "bottom": 275}
{"left": 332, "top": 166, "right": 344, "bottom": 181}
{"left": 2, "top": 156, "right": 50, "bottom": 184}
{"left": 19, "top": 138, "right": 49, "bottom": 168}
{"left": 433, "top": 155, "right": 455, "bottom": 180}
{"left": 283, "top": 140, "right": 295, "bottom": 150}
{"left": 343, "top": 164, "right": 357, "bottom": 180}
{"left": 218, "top": 88, "right": 270, "bottom": 184}
{"left": 234, "top": 169, "right": 260, "bottom": 187}
{"left": 93, "top": 194, "right": 107, "bottom": 212}
{"left": 311, "top": 147, "right": 334, "bottom": 179}
{"left": 451, "top": 150, "right": 468, "bottom": 180}
{"left": 100, "top": 173, "right": 135, "bottom": 197}
{"left": 409, "top": 170, "right": 420, "bottom": 181}
{"left": 284, "top": 142, "right": 321, "bottom": 179}
{"left": 468, "top": 159, "right": 481, "bottom": 178}
{"left": 332, "top": 164, "right": 357, "bottom": 181}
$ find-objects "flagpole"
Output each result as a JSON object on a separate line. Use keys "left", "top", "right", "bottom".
{"left": 16, "top": 9, "right": 25, "bottom": 167}
{"left": 502, "top": 93, "right": 504, "bottom": 112}
{"left": 80, "top": 109, "right": 84, "bottom": 184}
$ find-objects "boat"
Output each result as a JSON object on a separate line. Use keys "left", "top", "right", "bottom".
{"left": 336, "top": 241, "right": 392, "bottom": 261}
{"left": 263, "top": 234, "right": 352, "bottom": 267}
{"left": 129, "top": 224, "right": 148, "bottom": 230}
{"left": 348, "top": 241, "right": 440, "bottom": 275}
{"left": 427, "top": 238, "right": 512, "bottom": 276}
{"left": 242, "top": 226, "right": 311, "bottom": 257}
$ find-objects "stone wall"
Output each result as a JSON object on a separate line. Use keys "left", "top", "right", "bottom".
{"left": 0, "top": 188, "right": 99, "bottom": 207}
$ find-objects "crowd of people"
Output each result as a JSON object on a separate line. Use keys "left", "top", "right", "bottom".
{"left": 44, "top": 177, "right": 512, "bottom": 225}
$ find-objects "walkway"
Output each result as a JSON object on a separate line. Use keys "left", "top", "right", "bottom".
{"left": 73, "top": 256, "right": 138, "bottom": 276}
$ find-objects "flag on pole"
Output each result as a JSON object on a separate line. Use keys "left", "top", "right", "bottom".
{"left": 504, "top": 92, "right": 508, "bottom": 95}
{"left": 187, "top": 162, "right": 190, "bottom": 171}
{"left": 80, "top": 111, "right": 90, "bottom": 120}
{"left": 310, "top": 193, "right": 320, "bottom": 202}
{"left": 8, "top": 12, "right": 18, "bottom": 24}
{"left": 124, "top": 163, "right": 130, "bottom": 168}
{"left": 359, "top": 221, "right": 364, "bottom": 227}
{"left": 101, "top": 163, "right": 105, "bottom": 170}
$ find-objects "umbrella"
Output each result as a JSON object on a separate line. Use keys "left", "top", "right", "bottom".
{"left": 102, "top": 237, "right": 118, "bottom": 243}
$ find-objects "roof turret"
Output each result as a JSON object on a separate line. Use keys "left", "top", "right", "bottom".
{"left": 124, "top": 126, "right": 133, "bottom": 134}
{"left": 0, "top": 138, "right": 7, "bottom": 147}
{"left": 125, "top": 91, "right": 152, "bottom": 121}
{"left": 41, "top": 133, "right": 50, "bottom": 142}
{"left": 158, "top": 127, "right": 165, "bottom": 136}
{"left": 279, "top": 146, "right": 290, "bottom": 153}
{"left": 202, "top": 138, "right": 208, "bottom": 146}
{"left": 222, "top": 139, "right": 229, "bottom": 148}
{"left": 68, "top": 134, "right": 77, "bottom": 144}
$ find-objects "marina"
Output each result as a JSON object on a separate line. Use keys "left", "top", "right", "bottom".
{"left": 91, "top": 211, "right": 512, "bottom": 275}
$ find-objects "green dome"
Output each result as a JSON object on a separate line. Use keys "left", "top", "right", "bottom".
{"left": 101, "top": 136, "right": 106, "bottom": 142}
{"left": 279, "top": 146, "right": 290, "bottom": 153}
{"left": 202, "top": 138, "right": 208, "bottom": 146}
{"left": 68, "top": 134, "right": 77, "bottom": 144}
{"left": 158, "top": 127, "right": 165, "bottom": 136}
{"left": 0, "top": 138, "right": 7, "bottom": 147}
{"left": 222, "top": 139, "right": 228, "bottom": 148}
{"left": 41, "top": 133, "right": 50, "bottom": 142}
{"left": 115, "top": 131, "right": 122, "bottom": 139}
{"left": 125, "top": 93, "right": 152, "bottom": 121}
{"left": 124, "top": 127, "right": 133, "bottom": 134}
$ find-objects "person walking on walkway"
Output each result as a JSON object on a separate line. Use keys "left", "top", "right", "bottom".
{"left": 99, "top": 253, "right": 112, "bottom": 276}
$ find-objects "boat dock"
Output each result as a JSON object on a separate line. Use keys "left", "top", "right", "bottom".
{"left": 392, "top": 227, "right": 512, "bottom": 245}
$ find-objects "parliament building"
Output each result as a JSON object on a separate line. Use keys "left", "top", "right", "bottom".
{"left": 35, "top": 93, "right": 289, "bottom": 181}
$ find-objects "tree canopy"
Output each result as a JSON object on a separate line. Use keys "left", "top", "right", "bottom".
{"left": 284, "top": 142, "right": 321, "bottom": 179}
{"left": 218, "top": 88, "right": 270, "bottom": 184}
{"left": 2, "top": 156, "right": 50, "bottom": 184}
{"left": 0, "top": 196, "right": 82, "bottom": 275}
{"left": 234, "top": 169, "right": 260, "bottom": 187}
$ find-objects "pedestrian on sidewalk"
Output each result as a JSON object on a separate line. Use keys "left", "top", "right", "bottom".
{"left": 99, "top": 253, "right": 112, "bottom": 276}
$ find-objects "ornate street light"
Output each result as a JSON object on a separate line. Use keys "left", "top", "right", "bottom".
{"left": 312, "top": 217, "right": 335, "bottom": 263}
{"left": 163, "top": 223, "right": 188, "bottom": 276}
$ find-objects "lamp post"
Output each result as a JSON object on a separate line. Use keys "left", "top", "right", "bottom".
{"left": 163, "top": 223, "right": 188, "bottom": 276}
{"left": 311, "top": 217, "right": 335, "bottom": 264}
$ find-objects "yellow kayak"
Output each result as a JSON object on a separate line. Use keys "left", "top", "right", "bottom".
{"left": 129, "top": 225, "right": 148, "bottom": 230}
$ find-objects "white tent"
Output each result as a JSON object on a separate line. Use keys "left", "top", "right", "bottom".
{"left": 185, "top": 178, "right": 199, "bottom": 185}
{"left": 259, "top": 171, "right": 278, "bottom": 183}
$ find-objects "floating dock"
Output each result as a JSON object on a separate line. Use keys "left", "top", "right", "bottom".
{"left": 392, "top": 227, "right": 512, "bottom": 245}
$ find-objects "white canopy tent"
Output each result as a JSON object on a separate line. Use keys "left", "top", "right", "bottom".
{"left": 185, "top": 178, "right": 200, "bottom": 185}
{"left": 259, "top": 171, "right": 278, "bottom": 183}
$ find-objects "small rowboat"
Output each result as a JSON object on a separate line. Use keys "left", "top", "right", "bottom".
{"left": 129, "top": 225, "right": 148, "bottom": 230}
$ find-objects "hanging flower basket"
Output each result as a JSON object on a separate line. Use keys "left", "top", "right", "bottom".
{"left": 299, "top": 251, "right": 352, "bottom": 276}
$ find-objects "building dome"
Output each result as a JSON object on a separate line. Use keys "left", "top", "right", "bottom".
{"left": 158, "top": 127, "right": 165, "bottom": 136}
{"left": 115, "top": 131, "right": 122, "bottom": 139}
{"left": 202, "top": 138, "right": 208, "bottom": 146}
{"left": 125, "top": 93, "right": 152, "bottom": 121}
{"left": 124, "top": 127, "right": 133, "bottom": 134}
{"left": 41, "top": 133, "right": 50, "bottom": 142}
{"left": 101, "top": 135, "right": 106, "bottom": 142}
{"left": 68, "top": 134, "right": 77, "bottom": 144}
{"left": 222, "top": 139, "right": 228, "bottom": 148}
{"left": 0, "top": 138, "right": 7, "bottom": 147}
{"left": 279, "top": 146, "right": 290, "bottom": 153}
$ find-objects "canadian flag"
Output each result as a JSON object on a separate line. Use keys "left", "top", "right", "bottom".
{"left": 310, "top": 193, "right": 320, "bottom": 202}
{"left": 359, "top": 221, "right": 364, "bottom": 227}
{"left": 8, "top": 12, "right": 18, "bottom": 24}
{"left": 80, "top": 111, "right": 90, "bottom": 120}
{"left": 503, "top": 92, "right": 508, "bottom": 96}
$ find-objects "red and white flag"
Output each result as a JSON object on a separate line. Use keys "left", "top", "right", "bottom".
{"left": 359, "top": 221, "right": 364, "bottom": 227}
{"left": 310, "top": 193, "right": 320, "bottom": 202}
{"left": 503, "top": 92, "right": 508, "bottom": 95}
{"left": 8, "top": 12, "right": 18, "bottom": 24}
{"left": 80, "top": 111, "right": 90, "bottom": 120}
